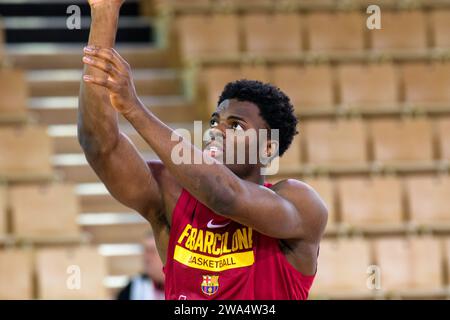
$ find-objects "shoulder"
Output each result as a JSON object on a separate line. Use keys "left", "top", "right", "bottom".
{"left": 270, "top": 178, "right": 320, "bottom": 202}
{"left": 271, "top": 179, "right": 328, "bottom": 237}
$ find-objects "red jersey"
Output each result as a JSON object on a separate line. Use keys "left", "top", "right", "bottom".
{"left": 163, "top": 182, "right": 316, "bottom": 300}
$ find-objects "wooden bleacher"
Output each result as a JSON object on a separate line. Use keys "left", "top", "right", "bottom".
{"left": 35, "top": 246, "right": 108, "bottom": 299}
{"left": 0, "top": 69, "right": 28, "bottom": 123}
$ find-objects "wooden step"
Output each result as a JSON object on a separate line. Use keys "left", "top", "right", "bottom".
{"left": 0, "top": 0, "right": 140, "bottom": 17}
{"left": 49, "top": 122, "right": 195, "bottom": 154}
{"left": 76, "top": 183, "right": 132, "bottom": 213}
{"left": 107, "top": 255, "right": 143, "bottom": 277}
{"left": 28, "top": 69, "right": 182, "bottom": 97}
{"left": 7, "top": 44, "right": 174, "bottom": 70}
{"left": 53, "top": 152, "right": 157, "bottom": 183}
{"left": 79, "top": 213, "right": 150, "bottom": 244}
{"left": 29, "top": 96, "right": 196, "bottom": 125}
{"left": 54, "top": 155, "right": 102, "bottom": 183}
{"left": 3, "top": 16, "right": 154, "bottom": 44}
{"left": 50, "top": 122, "right": 196, "bottom": 184}
{"left": 98, "top": 244, "right": 143, "bottom": 277}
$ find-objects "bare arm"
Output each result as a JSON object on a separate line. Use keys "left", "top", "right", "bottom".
{"left": 82, "top": 47, "right": 328, "bottom": 241}
{"left": 77, "top": 1, "right": 162, "bottom": 217}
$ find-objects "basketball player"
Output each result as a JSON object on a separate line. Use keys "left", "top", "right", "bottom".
{"left": 79, "top": 0, "right": 327, "bottom": 299}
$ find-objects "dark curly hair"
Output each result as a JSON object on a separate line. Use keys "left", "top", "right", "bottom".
{"left": 218, "top": 79, "right": 298, "bottom": 157}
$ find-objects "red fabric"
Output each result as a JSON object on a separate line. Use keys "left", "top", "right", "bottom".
{"left": 163, "top": 182, "right": 315, "bottom": 300}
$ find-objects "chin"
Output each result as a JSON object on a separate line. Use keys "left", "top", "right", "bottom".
{"left": 225, "top": 163, "right": 251, "bottom": 175}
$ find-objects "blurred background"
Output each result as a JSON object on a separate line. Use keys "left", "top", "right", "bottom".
{"left": 0, "top": 0, "right": 450, "bottom": 300}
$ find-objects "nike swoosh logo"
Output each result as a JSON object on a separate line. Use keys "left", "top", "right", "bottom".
{"left": 207, "top": 219, "right": 230, "bottom": 229}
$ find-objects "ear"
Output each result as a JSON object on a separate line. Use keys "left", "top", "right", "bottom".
{"left": 262, "top": 139, "right": 279, "bottom": 165}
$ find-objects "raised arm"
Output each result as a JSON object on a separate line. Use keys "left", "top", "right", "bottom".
{"left": 77, "top": 0, "right": 162, "bottom": 218}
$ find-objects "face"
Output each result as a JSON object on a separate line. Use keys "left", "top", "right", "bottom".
{"left": 204, "top": 99, "right": 273, "bottom": 177}
{"left": 143, "top": 237, "right": 164, "bottom": 284}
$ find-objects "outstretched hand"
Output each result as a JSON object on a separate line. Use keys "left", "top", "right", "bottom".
{"left": 82, "top": 46, "right": 141, "bottom": 115}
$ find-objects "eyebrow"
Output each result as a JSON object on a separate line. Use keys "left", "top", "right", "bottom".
{"left": 210, "top": 113, "right": 247, "bottom": 123}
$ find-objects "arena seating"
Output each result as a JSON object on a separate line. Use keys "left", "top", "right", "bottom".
{"left": 0, "top": 185, "right": 6, "bottom": 237}
{"left": 310, "top": 238, "right": 372, "bottom": 298}
{"left": 306, "top": 12, "right": 365, "bottom": 54}
{"left": 301, "top": 177, "right": 336, "bottom": 230}
{"left": 0, "top": 20, "right": 4, "bottom": 65}
{"left": 370, "top": 11, "right": 428, "bottom": 54}
{"left": 0, "top": 0, "right": 170, "bottom": 299}
{"left": 437, "top": 118, "right": 450, "bottom": 161}
{"left": 403, "top": 62, "right": 450, "bottom": 110}
{"left": 0, "top": 125, "right": 53, "bottom": 180}
{"left": 176, "top": 14, "right": 240, "bottom": 61}
{"left": 35, "top": 247, "right": 108, "bottom": 299}
{"left": 369, "top": 118, "right": 434, "bottom": 167}
{"left": 405, "top": 175, "right": 450, "bottom": 228}
{"left": 0, "top": 249, "right": 33, "bottom": 299}
{"left": 243, "top": 13, "right": 302, "bottom": 58}
{"left": 0, "top": 69, "right": 28, "bottom": 122}
{"left": 9, "top": 183, "right": 80, "bottom": 240}
{"left": 272, "top": 64, "right": 334, "bottom": 114}
{"left": 1, "top": 0, "right": 450, "bottom": 300}
{"left": 338, "top": 63, "right": 398, "bottom": 111}
{"left": 303, "top": 118, "right": 368, "bottom": 169}
{"left": 337, "top": 176, "right": 403, "bottom": 230}
{"left": 373, "top": 236, "right": 444, "bottom": 296}
{"left": 277, "top": 133, "right": 302, "bottom": 172}
{"left": 431, "top": 10, "right": 450, "bottom": 49}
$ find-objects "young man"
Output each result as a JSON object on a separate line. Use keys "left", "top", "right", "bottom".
{"left": 79, "top": 0, "right": 327, "bottom": 300}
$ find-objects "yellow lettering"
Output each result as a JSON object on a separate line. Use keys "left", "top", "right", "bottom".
{"left": 204, "top": 231, "right": 214, "bottom": 254}
{"left": 212, "top": 233, "right": 222, "bottom": 255}
{"left": 193, "top": 229, "right": 204, "bottom": 251}
{"left": 177, "top": 224, "right": 192, "bottom": 245}
{"left": 237, "top": 228, "right": 249, "bottom": 250}
{"left": 232, "top": 231, "right": 239, "bottom": 251}
{"left": 186, "top": 227, "right": 197, "bottom": 250}
{"left": 174, "top": 245, "right": 255, "bottom": 272}
{"left": 222, "top": 232, "right": 231, "bottom": 254}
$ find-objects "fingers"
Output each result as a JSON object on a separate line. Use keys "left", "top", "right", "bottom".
{"left": 82, "top": 55, "right": 121, "bottom": 78}
{"left": 82, "top": 46, "right": 131, "bottom": 93}
{"left": 83, "top": 75, "right": 120, "bottom": 92}
{"left": 83, "top": 46, "right": 129, "bottom": 73}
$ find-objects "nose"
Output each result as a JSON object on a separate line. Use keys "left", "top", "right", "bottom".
{"left": 209, "top": 124, "right": 226, "bottom": 141}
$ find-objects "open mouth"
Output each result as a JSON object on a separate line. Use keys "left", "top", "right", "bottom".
{"left": 205, "top": 142, "right": 224, "bottom": 157}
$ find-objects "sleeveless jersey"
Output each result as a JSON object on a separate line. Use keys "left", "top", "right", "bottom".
{"left": 163, "top": 182, "right": 315, "bottom": 300}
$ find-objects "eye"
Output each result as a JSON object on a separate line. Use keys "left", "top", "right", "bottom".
{"left": 231, "top": 122, "right": 244, "bottom": 131}
{"left": 210, "top": 119, "right": 218, "bottom": 128}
